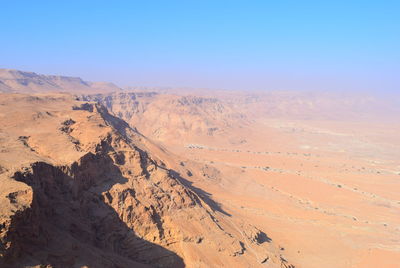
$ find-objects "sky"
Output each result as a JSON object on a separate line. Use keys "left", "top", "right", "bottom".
{"left": 1, "top": 1, "right": 399, "bottom": 92}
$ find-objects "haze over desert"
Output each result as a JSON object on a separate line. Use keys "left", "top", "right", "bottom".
{"left": 1, "top": 1, "right": 400, "bottom": 267}
{"left": 0, "top": 68, "right": 399, "bottom": 268}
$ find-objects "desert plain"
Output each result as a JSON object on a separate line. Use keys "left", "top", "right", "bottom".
{"left": 0, "top": 69, "right": 399, "bottom": 268}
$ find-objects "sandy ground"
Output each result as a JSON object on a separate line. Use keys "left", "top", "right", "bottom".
{"left": 162, "top": 118, "right": 400, "bottom": 268}
{"left": 2, "top": 70, "right": 399, "bottom": 267}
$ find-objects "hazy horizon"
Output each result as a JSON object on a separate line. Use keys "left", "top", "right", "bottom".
{"left": 1, "top": 1, "right": 399, "bottom": 93}
{"left": 1, "top": 3, "right": 400, "bottom": 267}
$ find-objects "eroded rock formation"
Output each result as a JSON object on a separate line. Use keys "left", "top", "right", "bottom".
{"left": 0, "top": 94, "right": 291, "bottom": 267}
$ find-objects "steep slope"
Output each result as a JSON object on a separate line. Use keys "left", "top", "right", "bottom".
{"left": 0, "top": 93, "right": 292, "bottom": 267}
{"left": 81, "top": 92, "right": 249, "bottom": 143}
{"left": 0, "top": 69, "right": 121, "bottom": 93}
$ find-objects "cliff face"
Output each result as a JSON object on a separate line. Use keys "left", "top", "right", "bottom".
{"left": 4, "top": 145, "right": 184, "bottom": 267}
{"left": 81, "top": 92, "right": 249, "bottom": 142}
{"left": 0, "top": 93, "right": 292, "bottom": 267}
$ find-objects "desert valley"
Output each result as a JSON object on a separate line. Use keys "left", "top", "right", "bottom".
{"left": 0, "top": 69, "right": 399, "bottom": 268}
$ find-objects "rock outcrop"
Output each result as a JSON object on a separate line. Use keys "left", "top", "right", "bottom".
{"left": 80, "top": 92, "right": 249, "bottom": 142}
{"left": 0, "top": 94, "right": 292, "bottom": 267}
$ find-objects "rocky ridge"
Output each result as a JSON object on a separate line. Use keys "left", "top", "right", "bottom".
{"left": 0, "top": 94, "right": 292, "bottom": 267}
{"left": 0, "top": 69, "right": 121, "bottom": 93}
{"left": 80, "top": 92, "right": 249, "bottom": 142}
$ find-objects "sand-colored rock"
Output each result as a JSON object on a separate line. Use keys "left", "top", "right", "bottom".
{"left": 1, "top": 68, "right": 399, "bottom": 268}
{"left": 83, "top": 88, "right": 400, "bottom": 268}
{"left": 81, "top": 92, "right": 249, "bottom": 143}
{"left": 0, "top": 93, "right": 289, "bottom": 267}
{"left": 0, "top": 69, "right": 121, "bottom": 93}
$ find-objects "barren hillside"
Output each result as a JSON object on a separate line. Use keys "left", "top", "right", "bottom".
{"left": 0, "top": 69, "right": 399, "bottom": 268}
{"left": 0, "top": 93, "right": 291, "bottom": 268}
{"left": 81, "top": 92, "right": 249, "bottom": 142}
{"left": 0, "top": 69, "right": 121, "bottom": 93}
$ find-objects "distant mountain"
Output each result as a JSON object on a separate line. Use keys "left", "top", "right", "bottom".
{"left": 0, "top": 69, "right": 121, "bottom": 93}
{"left": 81, "top": 92, "right": 250, "bottom": 142}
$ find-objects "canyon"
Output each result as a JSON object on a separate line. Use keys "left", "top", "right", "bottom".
{"left": 0, "top": 69, "right": 399, "bottom": 268}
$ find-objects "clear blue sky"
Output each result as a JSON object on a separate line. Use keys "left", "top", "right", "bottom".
{"left": 1, "top": 1, "right": 399, "bottom": 92}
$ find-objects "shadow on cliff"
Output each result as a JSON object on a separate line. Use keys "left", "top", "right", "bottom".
{"left": 97, "top": 103, "right": 232, "bottom": 218}
{"left": 1, "top": 151, "right": 185, "bottom": 268}
{"left": 168, "top": 170, "right": 231, "bottom": 217}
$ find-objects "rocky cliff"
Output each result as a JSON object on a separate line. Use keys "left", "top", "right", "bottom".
{"left": 80, "top": 92, "right": 249, "bottom": 142}
{"left": 0, "top": 93, "right": 292, "bottom": 267}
